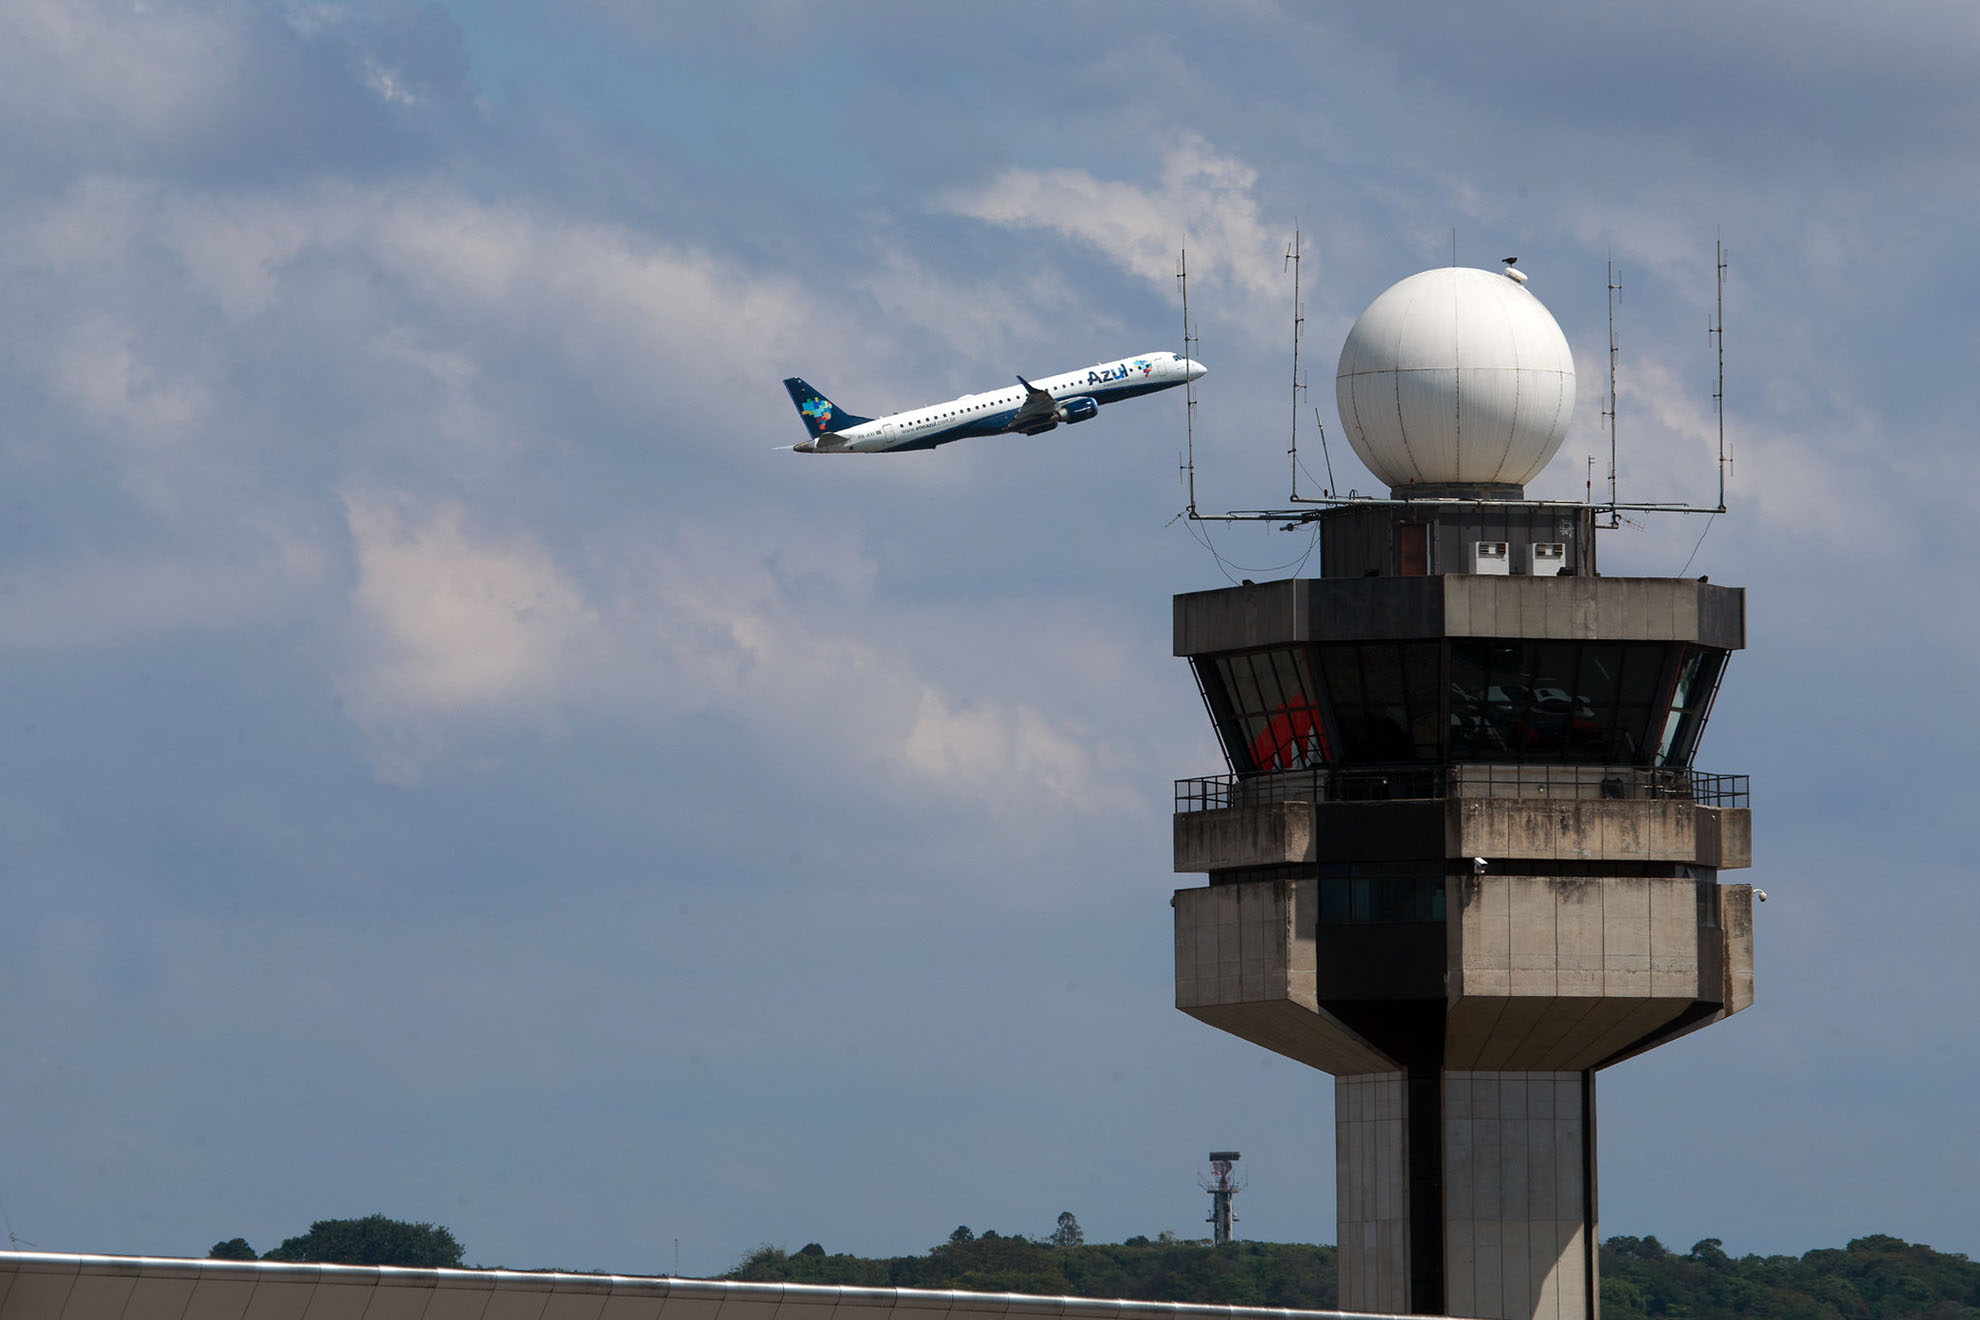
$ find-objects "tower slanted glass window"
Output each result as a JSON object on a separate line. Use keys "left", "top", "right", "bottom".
{"left": 1198, "top": 637, "right": 1731, "bottom": 773}
{"left": 1204, "top": 648, "right": 1327, "bottom": 773}
{"left": 1318, "top": 642, "right": 1440, "bottom": 762}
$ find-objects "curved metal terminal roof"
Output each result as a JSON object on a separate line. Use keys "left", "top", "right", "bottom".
{"left": 0, "top": 1253, "right": 1425, "bottom": 1320}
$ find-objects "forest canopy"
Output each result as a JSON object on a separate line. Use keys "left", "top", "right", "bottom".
{"left": 727, "top": 1230, "right": 1980, "bottom": 1319}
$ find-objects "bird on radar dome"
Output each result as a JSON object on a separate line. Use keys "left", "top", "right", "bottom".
{"left": 1334, "top": 261, "right": 1576, "bottom": 500}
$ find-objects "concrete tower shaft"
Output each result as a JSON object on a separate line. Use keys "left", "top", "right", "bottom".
{"left": 1169, "top": 503, "right": 1754, "bottom": 1320}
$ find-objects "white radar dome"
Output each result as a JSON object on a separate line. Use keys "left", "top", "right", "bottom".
{"left": 1335, "top": 266, "right": 1576, "bottom": 497}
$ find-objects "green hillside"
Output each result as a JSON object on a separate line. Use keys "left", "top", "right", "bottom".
{"left": 727, "top": 1232, "right": 1332, "bottom": 1307}
{"left": 726, "top": 1230, "right": 1980, "bottom": 1319}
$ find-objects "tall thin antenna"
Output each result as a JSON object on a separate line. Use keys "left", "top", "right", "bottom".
{"left": 1169, "top": 241, "right": 1733, "bottom": 531}
{"left": 1709, "top": 236, "right": 1729, "bottom": 511}
{"left": 1315, "top": 406, "right": 1337, "bottom": 496}
{"left": 1286, "top": 230, "right": 1305, "bottom": 497}
{"left": 1178, "top": 246, "right": 1199, "bottom": 517}
{"left": 1602, "top": 253, "right": 1622, "bottom": 519}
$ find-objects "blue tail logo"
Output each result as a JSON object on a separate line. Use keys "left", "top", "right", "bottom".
{"left": 783, "top": 377, "right": 873, "bottom": 438}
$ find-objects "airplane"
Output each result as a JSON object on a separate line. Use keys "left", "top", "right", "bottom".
{"left": 781, "top": 350, "right": 1206, "bottom": 453}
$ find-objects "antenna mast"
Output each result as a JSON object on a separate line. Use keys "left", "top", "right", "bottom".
{"left": 1287, "top": 230, "right": 1305, "bottom": 497}
{"left": 1602, "top": 254, "right": 1622, "bottom": 524}
{"left": 1286, "top": 228, "right": 1337, "bottom": 504}
{"left": 1710, "top": 237, "right": 1728, "bottom": 511}
{"left": 1168, "top": 243, "right": 1735, "bottom": 532}
{"left": 1179, "top": 247, "right": 1199, "bottom": 517}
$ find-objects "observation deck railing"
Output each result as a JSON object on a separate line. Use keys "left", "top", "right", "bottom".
{"left": 1175, "top": 764, "right": 1750, "bottom": 813}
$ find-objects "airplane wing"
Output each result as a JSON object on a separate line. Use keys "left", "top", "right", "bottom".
{"left": 1006, "top": 375, "right": 1061, "bottom": 434}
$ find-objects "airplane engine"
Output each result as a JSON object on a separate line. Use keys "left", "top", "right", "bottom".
{"left": 1056, "top": 396, "right": 1100, "bottom": 424}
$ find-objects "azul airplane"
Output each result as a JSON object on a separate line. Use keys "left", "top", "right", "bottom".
{"left": 781, "top": 351, "right": 1206, "bottom": 453}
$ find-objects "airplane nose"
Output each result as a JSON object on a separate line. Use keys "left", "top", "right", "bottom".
{"left": 1186, "top": 358, "right": 1208, "bottom": 382}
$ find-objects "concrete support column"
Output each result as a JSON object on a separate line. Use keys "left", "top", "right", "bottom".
{"left": 1443, "top": 1071, "right": 1596, "bottom": 1320}
{"left": 1336, "top": 1069, "right": 1598, "bottom": 1320}
{"left": 1336, "top": 1072, "right": 1409, "bottom": 1316}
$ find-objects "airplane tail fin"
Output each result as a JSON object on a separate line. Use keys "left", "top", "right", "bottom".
{"left": 783, "top": 377, "right": 873, "bottom": 440}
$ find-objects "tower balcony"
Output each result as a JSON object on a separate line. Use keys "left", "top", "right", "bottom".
{"left": 1174, "top": 764, "right": 1752, "bottom": 876}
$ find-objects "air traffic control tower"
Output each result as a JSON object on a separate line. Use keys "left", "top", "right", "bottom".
{"left": 1169, "top": 266, "right": 1754, "bottom": 1320}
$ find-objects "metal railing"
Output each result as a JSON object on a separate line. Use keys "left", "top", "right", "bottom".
{"left": 1175, "top": 764, "right": 1750, "bottom": 812}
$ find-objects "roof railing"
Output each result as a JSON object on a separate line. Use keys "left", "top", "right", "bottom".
{"left": 1175, "top": 765, "right": 1749, "bottom": 812}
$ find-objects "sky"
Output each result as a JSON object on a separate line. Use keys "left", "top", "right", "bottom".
{"left": 2, "top": 0, "right": 1977, "bottom": 1280}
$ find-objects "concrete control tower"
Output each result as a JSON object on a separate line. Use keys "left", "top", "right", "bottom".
{"left": 1170, "top": 266, "right": 1754, "bottom": 1320}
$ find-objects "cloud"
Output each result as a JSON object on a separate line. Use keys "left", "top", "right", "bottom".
{"left": 855, "top": 252, "right": 1078, "bottom": 364}
{"left": 0, "top": 541, "right": 327, "bottom": 651}
{"left": 331, "top": 497, "right": 1144, "bottom": 817}
{"left": 363, "top": 57, "right": 421, "bottom": 107}
{"left": 903, "top": 688, "right": 1130, "bottom": 815}
{"left": 51, "top": 313, "right": 209, "bottom": 438}
{"left": 338, "top": 493, "right": 594, "bottom": 780}
{"left": 6, "top": 168, "right": 831, "bottom": 400}
{"left": 587, "top": 521, "right": 1146, "bottom": 819}
{"left": 940, "top": 135, "right": 1282, "bottom": 309}
{"left": 0, "top": 170, "right": 871, "bottom": 554}
{"left": 0, "top": 1, "right": 247, "bottom": 153}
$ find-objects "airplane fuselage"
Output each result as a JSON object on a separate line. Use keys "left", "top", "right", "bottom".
{"left": 785, "top": 351, "right": 1204, "bottom": 454}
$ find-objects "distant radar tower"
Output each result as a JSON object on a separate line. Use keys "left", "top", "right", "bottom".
{"left": 1202, "top": 1151, "right": 1243, "bottom": 1245}
{"left": 1170, "top": 264, "right": 1755, "bottom": 1320}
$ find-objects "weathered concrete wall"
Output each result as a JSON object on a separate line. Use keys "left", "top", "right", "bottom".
{"left": 1446, "top": 874, "right": 1740, "bottom": 1070}
{"left": 1177, "top": 801, "right": 1750, "bottom": 873}
{"left": 1441, "top": 576, "right": 1744, "bottom": 649}
{"left": 1722, "top": 884, "right": 1755, "bottom": 1014}
{"left": 1173, "top": 578, "right": 1311, "bottom": 655}
{"left": 1336, "top": 1073, "right": 1412, "bottom": 1317}
{"left": 1694, "top": 807, "right": 1752, "bottom": 870}
{"left": 1450, "top": 801, "right": 1750, "bottom": 870}
{"left": 1174, "top": 803, "right": 1314, "bottom": 873}
{"left": 1173, "top": 881, "right": 1393, "bottom": 1075}
{"left": 1443, "top": 1073, "right": 1593, "bottom": 1320}
{"left": 1631, "top": 883, "right": 1757, "bottom": 1061}
{"left": 1174, "top": 577, "right": 1746, "bottom": 655}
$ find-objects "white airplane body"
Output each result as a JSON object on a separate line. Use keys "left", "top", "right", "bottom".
{"left": 782, "top": 351, "right": 1206, "bottom": 453}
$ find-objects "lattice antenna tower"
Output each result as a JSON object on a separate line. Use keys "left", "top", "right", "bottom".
{"left": 1200, "top": 1151, "right": 1244, "bottom": 1246}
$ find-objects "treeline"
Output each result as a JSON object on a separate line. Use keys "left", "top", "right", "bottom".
{"left": 728, "top": 1231, "right": 1980, "bottom": 1319}
{"left": 1602, "top": 1234, "right": 1980, "bottom": 1320}
{"left": 201, "top": 1214, "right": 1980, "bottom": 1316}
{"left": 209, "top": 1215, "right": 465, "bottom": 1268}
{"left": 727, "top": 1231, "right": 1334, "bottom": 1309}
